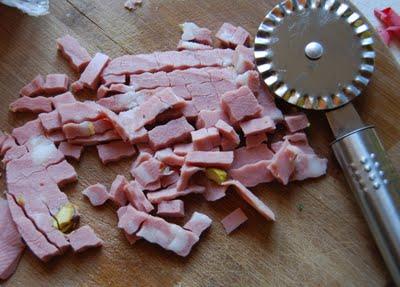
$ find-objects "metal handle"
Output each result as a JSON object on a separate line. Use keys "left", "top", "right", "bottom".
{"left": 332, "top": 126, "right": 400, "bottom": 286}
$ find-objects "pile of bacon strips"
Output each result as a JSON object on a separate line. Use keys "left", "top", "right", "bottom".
{"left": 0, "top": 22, "right": 328, "bottom": 280}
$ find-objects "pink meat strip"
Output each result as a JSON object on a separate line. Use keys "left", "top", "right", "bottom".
{"left": 11, "top": 119, "right": 44, "bottom": 145}
{"left": 146, "top": 185, "right": 205, "bottom": 204}
{"left": 230, "top": 160, "right": 274, "bottom": 187}
{"left": 183, "top": 211, "right": 212, "bottom": 237}
{"left": 236, "top": 70, "right": 259, "bottom": 92}
{"left": 221, "top": 208, "right": 248, "bottom": 234}
{"left": 215, "top": 120, "right": 240, "bottom": 150}
{"left": 240, "top": 115, "right": 276, "bottom": 136}
{"left": 196, "top": 109, "right": 229, "bottom": 129}
{"left": 180, "top": 22, "right": 213, "bottom": 45}
{"left": 284, "top": 113, "right": 310, "bottom": 133}
{"left": 194, "top": 176, "right": 228, "bottom": 201}
{"left": 257, "top": 87, "right": 283, "bottom": 122}
{"left": 51, "top": 91, "right": 76, "bottom": 109}
{"left": 177, "top": 41, "right": 213, "bottom": 51}
{"left": 46, "top": 160, "right": 78, "bottom": 187}
{"left": 191, "top": 127, "right": 221, "bottom": 151}
{"left": 2, "top": 145, "right": 28, "bottom": 164}
{"left": 97, "top": 84, "right": 135, "bottom": 99}
{"left": 125, "top": 181, "right": 154, "bottom": 213}
{"left": 58, "top": 142, "right": 83, "bottom": 161}
{"left": 67, "top": 130, "right": 121, "bottom": 146}
{"left": 136, "top": 143, "right": 154, "bottom": 155}
{"left": 82, "top": 183, "right": 109, "bottom": 206}
{"left": 39, "top": 110, "right": 62, "bottom": 132}
{"left": 10, "top": 96, "right": 53, "bottom": 113}
{"left": 157, "top": 200, "right": 185, "bottom": 218}
{"left": 148, "top": 117, "right": 194, "bottom": 150}
{"left": 19, "top": 75, "right": 44, "bottom": 97}
{"left": 246, "top": 133, "right": 267, "bottom": 148}
{"left": 6, "top": 194, "right": 59, "bottom": 262}
{"left": 221, "top": 86, "right": 262, "bottom": 123}
{"left": 71, "top": 52, "right": 110, "bottom": 92}
{"left": 117, "top": 205, "right": 147, "bottom": 237}
{"left": 56, "top": 35, "right": 92, "bottom": 72}
{"left": 291, "top": 152, "right": 328, "bottom": 181}
{"left": 231, "top": 144, "right": 274, "bottom": 169}
{"left": 136, "top": 214, "right": 199, "bottom": 257}
{"left": 173, "top": 142, "right": 194, "bottom": 156}
{"left": 43, "top": 74, "right": 69, "bottom": 95}
{"left": 62, "top": 119, "right": 114, "bottom": 139}
{"left": 97, "top": 91, "right": 148, "bottom": 113}
{"left": 215, "top": 23, "right": 251, "bottom": 48}
{"left": 160, "top": 170, "right": 180, "bottom": 188}
{"left": 0, "top": 199, "right": 25, "bottom": 280}
{"left": 96, "top": 140, "right": 136, "bottom": 164}
{"left": 176, "top": 164, "right": 204, "bottom": 191}
{"left": 102, "top": 48, "right": 234, "bottom": 76}
{"left": 102, "top": 74, "right": 126, "bottom": 86}
{"left": 130, "top": 157, "right": 164, "bottom": 187}
{"left": 185, "top": 151, "right": 234, "bottom": 169}
{"left": 109, "top": 175, "right": 128, "bottom": 206}
{"left": 45, "top": 130, "right": 66, "bottom": 144}
{"left": 57, "top": 101, "right": 102, "bottom": 124}
{"left": 154, "top": 148, "right": 185, "bottom": 167}
{"left": 222, "top": 180, "right": 275, "bottom": 221}
{"left": 232, "top": 45, "right": 255, "bottom": 74}
{"left": 267, "top": 140, "right": 297, "bottom": 185}
{"left": 67, "top": 225, "right": 103, "bottom": 253}
{"left": 0, "top": 135, "right": 18, "bottom": 156}
{"left": 283, "top": 132, "right": 315, "bottom": 154}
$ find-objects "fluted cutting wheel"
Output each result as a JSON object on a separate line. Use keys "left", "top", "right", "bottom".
{"left": 254, "top": 0, "right": 375, "bottom": 110}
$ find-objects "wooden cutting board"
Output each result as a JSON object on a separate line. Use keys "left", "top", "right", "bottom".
{"left": 0, "top": 0, "right": 399, "bottom": 286}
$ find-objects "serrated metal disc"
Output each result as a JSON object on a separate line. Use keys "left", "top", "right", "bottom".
{"left": 255, "top": 0, "right": 375, "bottom": 110}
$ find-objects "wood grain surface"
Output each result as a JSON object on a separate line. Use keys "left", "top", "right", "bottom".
{"left": 0, "top": 0, "right": 399, "bottom": 286}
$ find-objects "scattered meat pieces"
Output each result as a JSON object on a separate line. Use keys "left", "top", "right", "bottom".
{"left": 148, "top": 117, "right": 194, "bottom": 150}
{"left": 236, "top": 70, "right": 259, "bottom": 92}
{"left": 96, "top": 141, "right": 136, "bottom": 164}
{"left": 43, "top": 74, "right": 69, "bottom": 95}
{"left": 72, "top": 53, "right": 110, "bottom": 92}
{"left": 231, "top": 144, "right": 274, "bottom": 169}
{"left": 0, "top": 135, "right": 18, "bottom": 156}
{"left": 221, "top": 208, "right": 248, "bottom": 234}
{"left": 186, "top": 151, "right": 234, "bottom": 169}
{"left": 154, "top": 148, "right": 185, "bottom": 167}
{"left": 284, "top": 113, "right": 310, "bottom": 133}
{"left": 58, "top": 101, "right": 101, "bottom": 124}
{"left": 215, "top": 23, "right": 251, "bottom": 48}
{"left": 39, "top": 111, "right": 62, "bottom": 132}
{"left": 222, "top": 180, "right": 275, "bottom": 221}
{"left": 67, "top": 225, "right": 103, "bottom": 253}
{"left": 267, "top": 141, "right": 297, "bottom": 185}
{"left": 176, "top": 164, "right": 204, "bottom": 191}
{"left": 46, "top": 130, "right": 67, "bottom": 144}
{"left": 196, "top": 109, "right": 229, "bottom": 129}
{"left": 157, "top": 200, "right": 185, "bottom": 218}
{"left": 147, "top": 185, "right": 205, "bottom": 204}
{"left": 230, "top": 160, "right": 274, "bottom": 187}
{"left": 136, "top": 214, "right": 199, "bottom": 257}
{"left": 109, "top": 175, "right": 128, "bottom": 206}
{"left": 221, "top": 86, "right": 262, "bottom": 123}
{"left": 51, "top": 92, "right": 76, "bottom": 109}
{"left": 68, "top": 129, "right": 121, "bottom": 146}
{"left": 97, "top": 91, "right": 145, "bottom": 113}
{"left": 63, "top": 121, "right": 95, "bottom": 139}
{"left": 130, "top": 157, "right": 164, "bottom": 187}
{"left": 246, "top": 133, "right": 267, "bottom": 148}
{"left": 160, "top": 170, "right": 180, "bottom": 188}
{"left": 10, "top": 96, "right": 53, "bottom": 114}
{"left": 117, "top": 205, "right": 148, "bottom": 236}
{"left": 173, "top": 142, "right": 193, "bottom": 156}
{"left": 2, "top": 145, "right": 28, "bottom": 164}
{"left": 202, "top": 178, "right": 227, "bottom": 201}
{"left": 283, "top": 132, "right": 315, "bottom": 154}
{"left": 82, "top": 183, "right": 109, "bottom": 206}
{"left": 291, "top": 153, "right": 328, "bottom": 181}
{"left": 124, "top": 0, "right": 142, "bottom": 10}
{"left": 191, "top": 127, "right": 220, "bottom": 151}
{"left": 215, "top": 120, "right": 240, "bottom": 149}
{"left": 183, "top": 212, "right": 212, "bottom": 237}
{"left": 125, "top": 181, "right": 154, "bottom": 213}
{"left": 180, "top": 22, "right": 212, "bottom": 45}
{"left": 11, "top": 119, "right": 44, "bottom": 145}
{"left": 233, "top": 45, "right": 255, "bottom": 74}
{"left": 56, "top": 35, "right": 92, "bottom": 72}
{"left": 19, "top": 75, "right": 44, "bottom": 97}
{"left": 0, "top": 199, "right": 25, "bottom": 280}
{"left": 177, "top": 40, "right": 213, "bottom": 51}
{"left": 46, "top": 160, "right": 77, "bottom": 187}
{"left": 240, "top": 115, "right": 276, "bottom": 136}
{"left": 58, "top": 143, "right": 82, "bottom": 161}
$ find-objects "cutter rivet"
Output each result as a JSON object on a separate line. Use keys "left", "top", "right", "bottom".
{"left": 305, "top": 42, "right": 324, "bottom": 60}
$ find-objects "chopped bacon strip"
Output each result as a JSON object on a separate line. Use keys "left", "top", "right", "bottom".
{"left": 196, "top": 109, "right": 229, "bottom": 129}
{"left": 10, "top": 96, "right": 53, "bottom": 114}
{"left": 146, "top": 185, "right": 205, "bottom": 204}
{"left": 245, "top": 133, "right": 267, "bottom": 148}
{"left": 154, "top": 148, "right": 185, "bottom": 167}
{"left": 109, "top": 175, "right": 128, "bottom": 206}
{"left": 177, "top": 41, "right": 213, "bottom": 51}
{"left": 130, "top": 157, "right": 164, "bottom": 187}
{"left": 0, "top": 135, "right": 18, "bottom": 156}
{"left": 215, "top": 120, "right": 240, "bottom": 149}
{"left": 46, "top": 160, "right": 77, "bottom": 187}
{"left": 221, "top": 208, "right": 248, "bottom": 234}
{"left": 240, "top": 116, "right": 276, "bottom": 136}
{"left": 82, "top": 183, "right": 109, "bottom": 206}
{"left": 39, "top": 110, "right": 62, "bottom": 132}
{"left": 231, "top": 144, "right": 273, "bottom": 169}
{"left": 51, "top": 92, "right": 76, "bottom": 109}
{"left": 284, "top": 113, "right": 310, "bottom": 133}
{"left": 97, "top": 141, "right": 136, "bottom": 164}
{"left": 58, "top": 142, "right": 83, "bottom": 161}
{"left": 68, "top": 130, "right": 121, "bottom": 146}
{"left": 125, "top": 181, "right": 154, "bottom": 213}
{"left": 230, "top": 160, "right": 274, "bottom": 187}
{"left": 186, "top": 151, "right": 234, "bottom": 169}
{"left": 173, "top": 142, "right": 193, "bottom": 156}
{"left": 43, "top": 74, "right": 69, "bottom": 95}
{"left": 58, "top": 101, "right": 102, "bottom": 124}
{"left": 157, "top": 200, "right": 185, "bottom": 218}
{"left": 232, "top": 45, "right": 255, "bottom": 74}
{"left": 11, "top": 119, "right": 44, "bottom": 145}
{"left": 56, "top": 35, "right": 92, "bottom": 72}
{"left": 191, "top": 127, "right": 221, "bottom": 151}
{"left": 236, "top": 70, "right": 259, "bottom": 92}
{"left": 267, "top": 141, "right": 297, "bottom": 185}
{"left": 2, "top": 145, "right": 28, "bottom": 164}
{"left": 97, "top": 91, "right": 147, "bottom": 113}
{"left": 215, "top": 23, "right": 251, "bottom": 48}
{"left": 180, "top": 22, "right": 212, "bottom": 45}
{"left": 19, "top": 75, "right": 44, "bottom": 97}
{"left": 183, "top": 212, "right": 212, "bottom": 237}
{"left": 67, "top": 225, "right": 103, "bottom": 253}
{"left": 176, "top": 164, "right": 204, "bottom": 191}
